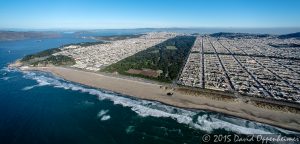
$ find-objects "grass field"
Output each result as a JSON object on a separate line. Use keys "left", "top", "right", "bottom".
{"left": 166, "top": 46, "right": 177, "bottom": 50}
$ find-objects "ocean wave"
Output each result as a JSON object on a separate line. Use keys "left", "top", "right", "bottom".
{"left": 194, "top": 114, "right": 273, "bottom": 134}
{"left": 97, "top": 110, "right": 110, "bottom": 121}
{"left": 22, "top": 85, "right": 38, "bottom": 91}
{"left": 97, "top": 110, "right": 109, "bottom": 117}
{"left": 0, "top": 66, "right": 17, "bottom": 80}
{"left": 22, "top": 71, "right": 298, "bottom": 135}
{"left": 0, "top": 76, "right": 15, "bottom": 80}
{"left": 100, "top": 115, "right": 111, "bottom": 121}
{"left": 22, "top": 73, "right": 51, "bottom": 90}
{"left": 1, "top": 66, "right": 19, "bottom": 73}
{"left": 126, "top": 126, "right": 135, "bottom": 134}
{"left": 82, "top": 100, "right": 95, "bottom": 106}
{"left": 22, "top": 81, "right": 50, "bottom": 90}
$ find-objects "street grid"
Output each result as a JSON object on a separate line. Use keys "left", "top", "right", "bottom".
{"left": 179, "top": 36, "right": 300, "bottom": 102}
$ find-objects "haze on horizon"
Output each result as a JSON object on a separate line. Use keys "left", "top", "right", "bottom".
{"left": 0, "top": 0, "right": 299, "bottom": 30}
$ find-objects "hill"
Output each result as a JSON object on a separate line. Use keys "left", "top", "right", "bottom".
{"left": 278, "top": 32, "right": 300, "bottom": 39}
{"left": 0, "top": 31, "right": 61, "bottom": 41}
{"left": 210, "top": 32, "right": 271, "bottom": 38}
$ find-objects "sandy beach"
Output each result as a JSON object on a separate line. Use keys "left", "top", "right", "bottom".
{"left": 24, "top": 66, "right": 300, "bottom": 132}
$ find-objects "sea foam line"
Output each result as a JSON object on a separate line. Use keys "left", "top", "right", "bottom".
{"left": 22, "top": 71, "right": 298, "bottom": 135}
{"left": 0, "top": 76, "right": 15, "bottom": 81}
{"left": 1, "top": 66, "right": 18, "bottom": 73}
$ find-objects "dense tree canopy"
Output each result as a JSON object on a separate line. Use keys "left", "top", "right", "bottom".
{"left": 102, "top": 36, "right": 196, "bottom": 82}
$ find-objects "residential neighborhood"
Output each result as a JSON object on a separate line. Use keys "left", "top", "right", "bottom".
{"left": 55, "top": 32, "right": 177, "bottom": 71}
{"left": 179, "top": 36, "right": 300, "bottom": 102}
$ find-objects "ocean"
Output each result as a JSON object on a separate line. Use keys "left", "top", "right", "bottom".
{"left": 0, "top": 33, "right": 299, "bottom": 144}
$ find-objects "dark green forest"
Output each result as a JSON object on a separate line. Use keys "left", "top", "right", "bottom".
{"left": 102, "top": 36, "right": 196, "bottom": 82}
{"left": 21, "top": 48, "right": 61, "bottom": 62}
{"left": 31, "top": 55, "right": 75, "bottom": 66}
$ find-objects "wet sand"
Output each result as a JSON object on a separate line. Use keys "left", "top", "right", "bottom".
{"left": 24, "top": 66, "right": 300, "bottom": 132}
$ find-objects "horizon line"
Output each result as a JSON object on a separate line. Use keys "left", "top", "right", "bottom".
{"left": 1, "top": 27, "right": 300, "bottom": 31}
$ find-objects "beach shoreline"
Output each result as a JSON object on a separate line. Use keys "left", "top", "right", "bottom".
{"left": 20, "top": 66, "right": 300, "bottom": 132}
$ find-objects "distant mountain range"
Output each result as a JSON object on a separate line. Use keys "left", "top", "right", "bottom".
{"left": 1, "top": 30, "right": 300, "bottom": 41}
{"left": 277, "top": 32, "right": 300, "bottom": 39}
{"left": 209, "top": 32, "right": 271, "bottom": 38}
{"left": 210, "top": 32, "right": 300, "bottom": 39}
{"left": 0, "top": 31, "right": 61, "bottom": 41}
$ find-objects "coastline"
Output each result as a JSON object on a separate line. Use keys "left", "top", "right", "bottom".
{"left": 22, "top": 66, "right": 300, "bottom": 132}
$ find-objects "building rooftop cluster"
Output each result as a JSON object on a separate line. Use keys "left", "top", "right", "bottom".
{"left": 179, "top": 36, "right": 300, "bottom": 102}
{"left": 52, "top": 32, "right": 299, "bottom": 102}
{"left": 178, "top": 36, "right": 203, "bottom": 88}
{"left": 54, "top": 32, "right": 177, "bottom": 71}
{"left": 228, "top": 38, "right": 300, "bottom": 59}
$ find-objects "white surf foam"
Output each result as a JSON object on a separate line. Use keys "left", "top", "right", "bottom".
{"left": 97, "top": 110, "right": 109, "bottom": 118}
{"left": 100, "top": 115, "right": 111, "bottom": 121}
{"left": 22, "top": 71, "right": 299, "bottom": 135}
{"left": 194, "top": 114, "right": 272, "bottom": 134}
{"left": 22, "top": 85, "right": 38, "bottom": 91}
{"left": 1, "top": 67, "right": 18, "bottom": 73}
{"left": 22, "top": 73, "right": 51, "bottom": 90}
{"left": 22, "top": 81, "right": 50, "bottom": 90}
{"left": 97, "top": 110, "right": 110, "bottom": 121}
{"left": 0, "top": 66, "right": 18, "bottom": 80}
{"left": 0, "top": 76, "right": 14, "bottom": 80}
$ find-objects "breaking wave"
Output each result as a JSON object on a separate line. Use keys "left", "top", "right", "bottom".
{"left": 22, "top": 71, "right": 298, "bottom": 135}
{"left": 0, "top": 76, "right": 14, "bottom": 81}
{"left": 0, "top": 67, "right": 17, "bottom": 80}
{"left": 101, "top": 115, "right": 110, "bottom": 121}
{"left": 97, "top": 110, "right": 111, "bottom": 121}
{"left": 22, "top": 72, "right": 51, "bottom": 90}
{"left": 1, "top": 66, "right": 18, "bottom": 73}
{"left": 100, "top": 115, "right": 111, "bottom": 121}
{"left": 97, "top": 110, "right": 109, "bottom": 117}
{"left": 22, "top": 85, "right": 38, "bottom": 91}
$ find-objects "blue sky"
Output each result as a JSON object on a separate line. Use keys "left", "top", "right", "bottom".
{"left": 0, "top": 0, "right": 299, "bottom": 29}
